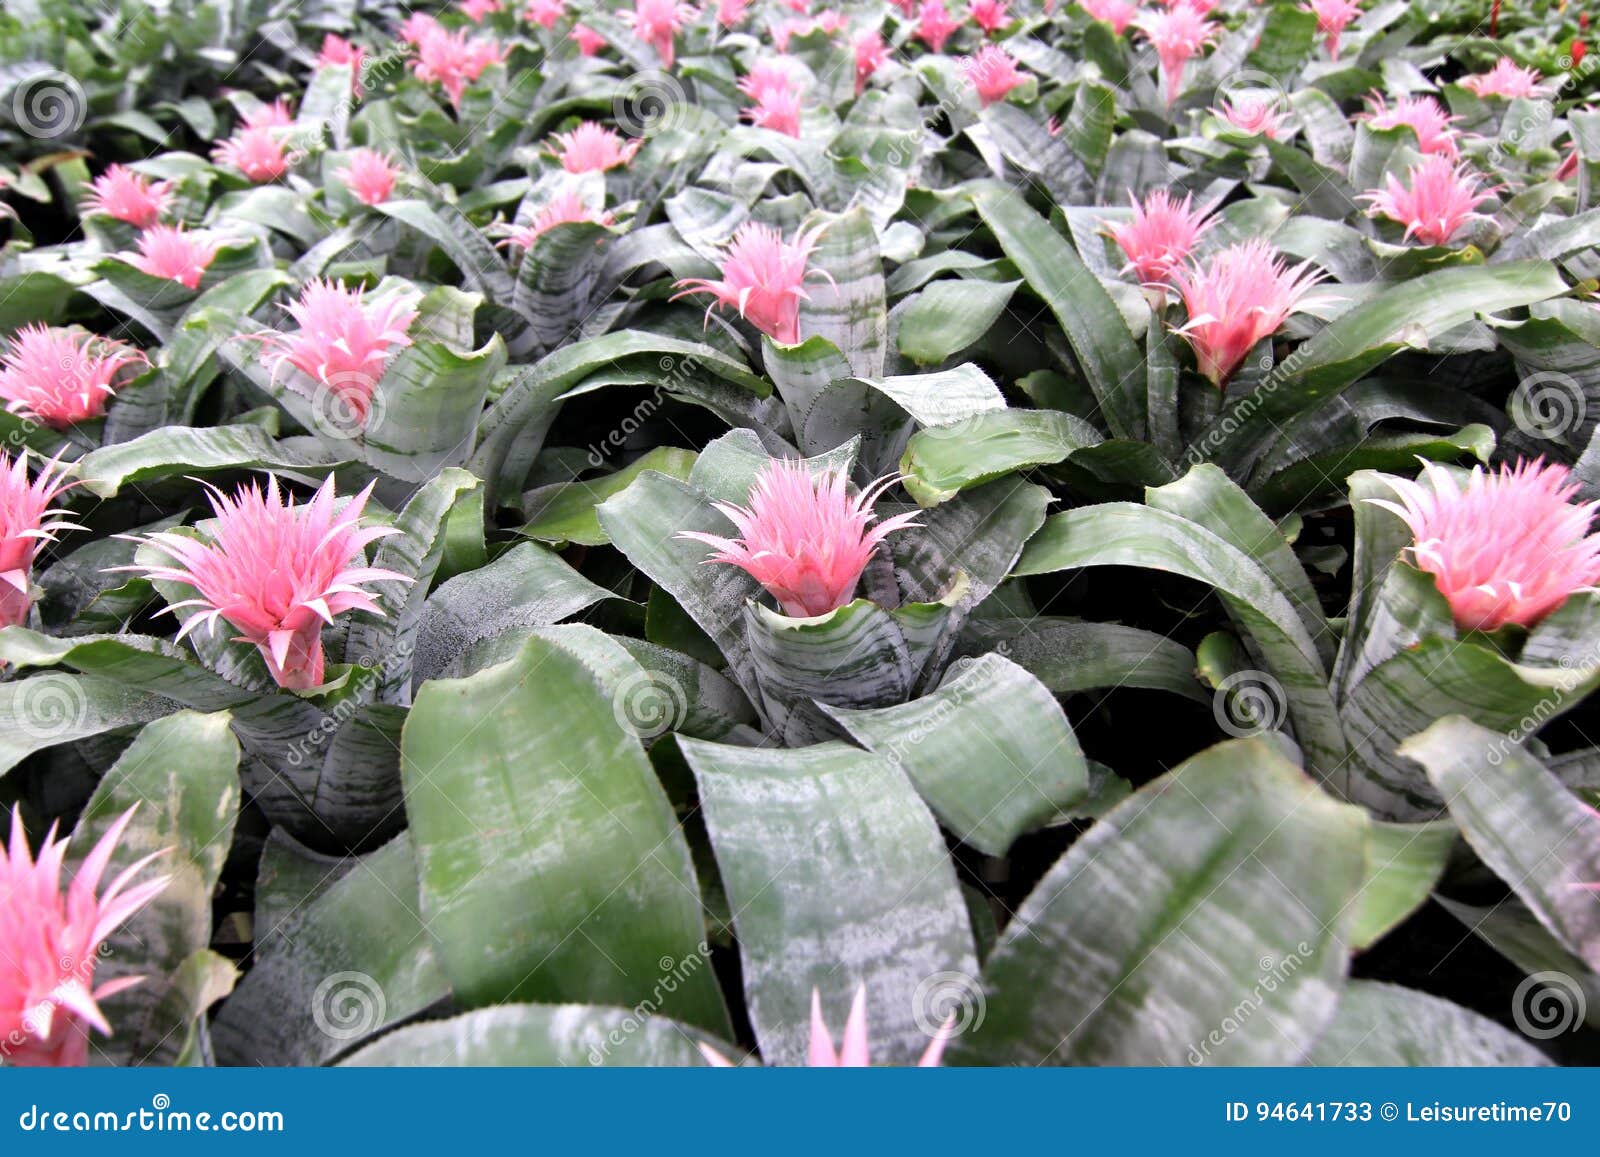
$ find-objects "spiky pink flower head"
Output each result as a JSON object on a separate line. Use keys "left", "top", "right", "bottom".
{"left": 505, "top": 189, "right": 616, "bottom": 248}
{"left": 123, "top": 225, "right": 219, "bottom": 290}
{"left": 1361, "top": 154, "right": 1493, "bottom": 246}
{"left": 317, "top": 34, "right": 367, "bottom": 99}
{"left": 770, "top": 16, "right": 810, "bottom": 51}
{"left": 340, "top": 148, "right": 402, "bottom": 207}
{"left": 572, "top": 22, "right": 608, "bottom": 52}
{"left": 1304, "top": 0, "right": 1360, "bottom": 58}
{"left": 855, "top": 29, "right": 890, "bottom": 92}
{"left": 1079, "top": 0, "right": 1137, "bottom": 32}
{"left": 212, "top": 126, "right": 291, "bottom": 183}
{"left": 813, "top": 8, "right": 848, "bottom": 33}
{"left": 1558, "top": 146, "right": 1580, "bottom": 181}
{"left": 624, "top": 0, "right": 697, "bottom": 69}
{"left": 526, "top": 0, "right": 565, "bottom": 28}
{"left": 1134, "top": 4, "right": 1218, "bottom": 103}
{"left": 1172, "top": 240, "right": 1325, "bottom": 386}
{"left": 962, "top": 44, "right": 1026, "bottom": 105}
{"left": 716, "top": 0, "right": 751, "bottom": 24}
{"left": 0, "top": 805, "right": 169, "bottom": 1067}
{"left": 782, "top": 0, "right": 810, "bottom": 12}
{"left": 410, "top": 27, "right": 509, "bottom": 107}
{"left": 916, "top": 0, "right": 963, "bottom": 52}
{"left": 0, "top": 452, "right": 77, "bottom": 630}
{"left": 241, "top": 97, "right": 294, "bottom": 131}
{"left": 739, "top": 64, "right": 805, "bottom": 135}
{"left": 672, "top": 221, "right": 830, "bottom": 345}
{"left": 1460, "top": 57, "right": 1555, "bottom": 99}
{"left": 1362, "top": 93, "right": 1460, "bottom": 159}
{"left": 399, "top": 12, "right": 442, "bottom": 45}
{"left": 80, "top": 165, "right": 173, "bottom": 229}
{"left": 970, "top": 0, "right": 1010, "bottom": 31}
{"left": 460, "top": 0, "right": 502, "bottom": 22}
{"left": 549, "top": 122, "right": 644, "bottom": 173}
{"left": 677, "top": 461, "right": 919, "bottom": 617}
{"left": 699, "top": 988, "right": 951, "bottom": 1067}
{"left": 1214, "top": 92, "right": 1288, "bottom": 138}
{"left": 0, "top": 325, "right": 145, "bottom": 430}
{"left": 259, "top": 279, "right": 420, "bottom": 426}
{"left": 123, "top": 477, "right": 408, "bottom": 689}
{"left": 1105, "top": 189, "right": 1216, "bottom": 286}
{"left": 1371, "top": 459, "right": 1600, "bottom": 633}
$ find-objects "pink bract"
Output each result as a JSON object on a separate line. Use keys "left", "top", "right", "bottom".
{"left": 1371, "top": 459, "right": 1600, "bottom": 632}
{"left": 0, "top": 451, "right": 78, "bottom": 630}
{"left": 0, "top": 325, "right": 145, "bottom": 429}
{"left": 671, "top": 221, "right": 830, "bottom": 345}
{"left": 123, "top": 225, "right": 220, "bottom": 290}
{"left": 81, "top": 165, "right": 173, "bottom": 228}
{"left": 1362, "top": 154, "right": 1494, "bottom": 246}
{"left": 0, "top": 805, "right": 170, "bottom": 1067}
{"left": 549, "top": 122, "right": 644, "bottom": 173}
{"left": 699, "top": 987, "right": 952, "bottom": 1066}
{"left": 676, "top": 459, "right": 919, "bottom": 618}
{"left": 1171, "top": 239, "right": 1326, "bottom": 386}
{"left": 1105, "top": 189, "right": 1216, "bottom": 286}
{"left": 122, "top": 476, "right": 409, "bottom": 689}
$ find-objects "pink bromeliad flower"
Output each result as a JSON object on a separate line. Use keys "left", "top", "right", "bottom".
{"left": 700, "top": 987, "right": 952, "bottom": 1067}
{"left": 1372, "top": 459, "right": 1600, "bottom": 632}
{"left": 0, "top": 452, "right": 78, "bottom": 629}
{"left": 340, "top": 149, "right": 402, "bottom": 206}
{"left": 1305, "top": 0, "right": 1361, "bottom": 59}
{"left": 1459, "top": 57, "right": 1556, "bottom": 99}
{"left": 855, "top": 30, "right": 890, "bottom": 92}
{"left": 212, "top": 126, "right": 291, "bottom": 183}
{"left": 1214, "top": 92, "right": 1288, "bottom": 138}
{"left": 259, "top": 279, "right": 420, "bottom": 424}
{"left": 123, "top": 225, "right": 219, "bottom": 290}
{"left": 241, "top": 97, "right": 294, "bottom": 131}
{"left": 411, "top": 27, "right": 509, "bottom": 107}
{"left": 969, "top": 0, "right": 1010, "bottom": 32}
{"left": 0, "top": 326, "right": 144, "bottom": 429}
{"left": 124, "top": 477, "right": 408, "bottom": 688}
{"left": 459, "top": 0, "right": 501, "bottom": 22}
{"left": 915, "top": 0, "right": 963, "bottom": 52}
{"left": 672, "top": 222, "right": 829, "bottom": 345}
{"left": 317, "top": 34, "right": 367, "bottom": 99}
{"left": 1362, "top": 94, "right": 1460, "bottom": 159}
{"left": 81, "top": 165, "right": 173, "bottom": 228}
{"left": 1362, "top": 154, "right": 1493, "bottom": 246}
{"left": 739, "top": 63, "right": 804, "bottom": 135}
{"left": 399, "top": 12, "right": 442, "bottom": 46}
{"left": 505, "top": 189, "right": 616, "bottom": 248}
{"left": 550, "top": 122, "right": 644, "bottom": 173}
{"left": 624, "top": 0, "right": 697, "bottom": 69}
{"left": 1135, "top": 4, "right": 1218, "bottom": 104}
{"left": 572, "top": 23, "right": 607, "bottom": 53}
{"left": 1, "top": 805, "right": 170, "bottom": 1067}
{"left": 1105, "top": 189, "right": 1216, "bottom": 286}
{"left": 525, "top": 0, "right": 565, "bottom": 28}
{"left": 716, "top": 0, "right": 750, "bottom": 24}
{"left": 678, "top": 461, "right": 919, "bottom": 617}
{"left": 1079, "top": 0, "right": 1137, "bottom": 33}
{"left": 1172, "top": 240, "right": 1325, "bottom": 386}
{"left": 962, "top": 45, "right": 1026, "bottom": 105}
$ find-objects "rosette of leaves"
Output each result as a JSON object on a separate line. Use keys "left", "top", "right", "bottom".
{"left": 595, "top": 427, "right": 1050, "bottom": 744}
{"left": 0, "top": 469, "right": 484, "bottom": 850}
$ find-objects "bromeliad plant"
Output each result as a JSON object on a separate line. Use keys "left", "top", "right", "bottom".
{"left": 7, "top": 0, "right": 1600, "bottom": 1073}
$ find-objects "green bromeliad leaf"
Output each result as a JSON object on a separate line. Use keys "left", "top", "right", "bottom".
{"left": 900, "top": 409, "right": 1103, "bottom": 507}
{"left": 1305, "top": 982, "right": 1552, "bottom": 1067}
{"left": 680, "top": 736, "right": 978, "bottom": 1067}
{"left": 72, "top": 710, "right": 241, "bottom": 1066}
{"left": 1402, "top": 717, "right": 1600, "bottom": 970}
{"left": 400, "top": 633, "right": 731, "bottom": 1035}
{"left": 823, "top": 652, "right": 1090, "bottom": 855}
{"left": 954, "top": 737, "right": 1368, "bottom": 1066}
